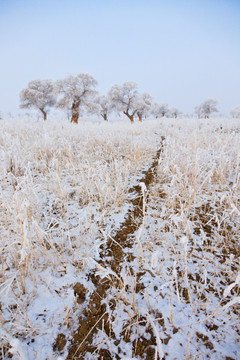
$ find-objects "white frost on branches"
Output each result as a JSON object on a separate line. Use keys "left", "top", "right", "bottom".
{"left": 151, "top": 103, "right": 170, "bottom": 118}
{"left": 109, "top": 82, "right": 152, "bottom": 123}
{"left": 19, "top": 79, "right": 55, "bottom": 120}
{"left": 55, "top": 73, "right": 98, "bottom": 123}
{"left": 230, "top": 107, "right": 240, "bottom": 118}
{"left": 93, "top": 94, "right": 114, "bottom": 121}
{"left": 195, "top": 99, "right": 218, "bottom": 119}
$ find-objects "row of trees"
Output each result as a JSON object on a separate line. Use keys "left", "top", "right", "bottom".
{"left": 19, "top": 73, "right": 239, "bottom": 123}
{"left": 19, "top": 73, "right": 182, "bottom": 123}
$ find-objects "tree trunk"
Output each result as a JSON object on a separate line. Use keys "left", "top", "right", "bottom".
{"left": 101, "top": 113, "right": 108, "bottom": 121}
{"left": 137, "top": 112, "right": 143, "bottom": 122}
{"left": 123, "top": 111, "right": 134, "bottom": 123}
{"left": 40, "top": 108, "right": 47, "bottom": 120}
{"left": 71, "top": 112, "right": 79, "bottom": 124}
{"left": 71, "top": 102, "right": 80, "bottom": 124}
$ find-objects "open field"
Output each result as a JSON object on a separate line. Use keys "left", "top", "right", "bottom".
{"left": 0, "top": 116, "right": 239, "bottom": 359}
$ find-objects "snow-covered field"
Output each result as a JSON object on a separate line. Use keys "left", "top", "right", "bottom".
{"left": 0, "top": 116, "right": 239, "bottom": 359}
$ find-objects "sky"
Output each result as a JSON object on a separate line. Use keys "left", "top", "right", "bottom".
{"left": 0, "top": 0, "right": 240, "bottom": 115}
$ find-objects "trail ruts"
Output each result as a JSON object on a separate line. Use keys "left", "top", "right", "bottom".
{"left": 65, "top": 136, "right": 165, "bottom": 360}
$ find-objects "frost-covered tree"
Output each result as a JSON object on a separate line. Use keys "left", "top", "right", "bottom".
{"left": 195, "top": 99, "right": 218, "bottom": 119}
{"left": 108, "top": 82, "right": 140, "bottom": 123}
{"left": 94, "top": 95, "right": 114, "bottom": 121}
{"left": 151, "top": 103, "right": 170, "bottom": 118}
{"left": 109, "top": 82, "right": 152, "bottom": 123}
{"left": 230, "top": 107, "right": 240, "bottom": 118}
{"left": 135, "top": 93, "right": 153, "bottom": 121}
{"left": 19, "top": 79, "right": 55, "bottom": 120}
{"left": 55, "top": 73, "right": 98, "bottom": 123}
{"left": 170, "top": 107, "right": 182, "bottom": 118}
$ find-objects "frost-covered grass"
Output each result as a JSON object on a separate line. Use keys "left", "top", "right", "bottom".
{"left": 91, "top": 118, "right": 240, "bottom": 360}
{"left": 0, "top": 117, "right": 162, "bottom": 359}
{"left": 0, "top": 116, "right": 239, "bottom": 359}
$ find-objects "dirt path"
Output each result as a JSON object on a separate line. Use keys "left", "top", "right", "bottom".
{"left": 64, "top": 137, "right": 165, "bottom": 359}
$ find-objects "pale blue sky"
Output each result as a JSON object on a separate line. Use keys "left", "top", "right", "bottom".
{"left": 0, "top": 0, "right": 240, "bottom": 115}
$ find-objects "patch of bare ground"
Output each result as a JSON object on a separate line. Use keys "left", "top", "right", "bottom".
{"left": 62, "top": 137, "right": 165, "bottom": 359}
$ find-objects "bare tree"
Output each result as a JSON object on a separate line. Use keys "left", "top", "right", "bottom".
{"left": 195, "top": 99, "right": 218, "bottom": 118}
{"left": 19, "top": 79, "right": 55, "bottom": 120}
{"left": 55, "top": 73, "right": 98, "bottom": 123}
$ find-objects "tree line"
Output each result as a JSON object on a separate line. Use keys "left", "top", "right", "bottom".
{"left": 19, "top": 73, "right": 240, "bottom": 123}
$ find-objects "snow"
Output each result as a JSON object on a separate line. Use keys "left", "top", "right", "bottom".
{"left": 0, "top": 116, "right": 239, "bottom": 359}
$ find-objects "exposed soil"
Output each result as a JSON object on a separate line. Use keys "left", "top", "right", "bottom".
{"left": 62, "top": 137, "right": 165, "bottom": 359}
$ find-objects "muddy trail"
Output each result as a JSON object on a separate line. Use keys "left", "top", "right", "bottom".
{"left": 60, "top": 137, "right": 165, "bottom": 359}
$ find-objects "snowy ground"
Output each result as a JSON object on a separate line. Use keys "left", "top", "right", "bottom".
{"left": 0, "top": 116, "right": 239, "bottom": 359}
